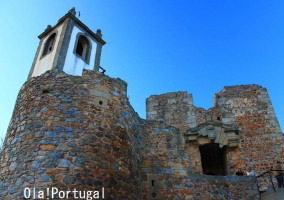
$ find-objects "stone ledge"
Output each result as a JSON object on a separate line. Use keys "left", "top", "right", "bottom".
{"left": 187, "top": 174, "right": 255, "bottom": 182}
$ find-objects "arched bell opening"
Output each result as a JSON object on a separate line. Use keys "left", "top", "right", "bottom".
{"left": 41, "top": 32, "right": 56, "bottom": 57}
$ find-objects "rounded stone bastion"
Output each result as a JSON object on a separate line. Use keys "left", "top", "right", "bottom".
{"left": 0, "top": 69, "right": 143, "bottom": 200}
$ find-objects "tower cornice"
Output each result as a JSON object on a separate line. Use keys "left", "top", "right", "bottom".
{"left": 38, "top": 11, "right": 106, "bottom": 45}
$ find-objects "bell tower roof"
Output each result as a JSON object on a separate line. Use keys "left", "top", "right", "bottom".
{"left": 38, "top": 8, "right": 106, "bottom": 45}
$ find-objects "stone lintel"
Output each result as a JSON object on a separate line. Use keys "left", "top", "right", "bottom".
{"left": 185, "top": 122, "right": 239, "bottom": 148}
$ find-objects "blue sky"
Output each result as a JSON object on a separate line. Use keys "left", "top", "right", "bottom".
{"left": 0, "top": 0, "right": 283, "bottom": 140}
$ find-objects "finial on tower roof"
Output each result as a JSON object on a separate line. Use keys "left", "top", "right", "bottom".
{"left": 96, "top": 29, "right": 102, "bottom": 38}
{"left": 68, "top": 7, "right": 76, "bottom": 16}
{"left": 45, "top": 25, "right": 52, "bottom": 31}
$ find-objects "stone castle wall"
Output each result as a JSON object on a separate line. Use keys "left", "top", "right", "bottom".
{"left": 215, "top": 85, "right": 284, "bottom": 189}
{"left": 0, "top": 69, "right": 143, "bottom": 199}
{"left": 0, "top": 69, "right": 283, "bottom": 199}
{"left": 147, "top": 92, "right": 196, "bottom": 133}
{"left": 146, "top": 85, "right": 283, "bottom": 176}
{"left": 215, "top": 85, "right": 283, "bottom": 172}
{"left": 140, "top": 121, "right": 258, "bottom": 199}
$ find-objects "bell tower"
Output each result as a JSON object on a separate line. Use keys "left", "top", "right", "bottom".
{"left": 28, "top": 8, "right": 106, "bottom": 79}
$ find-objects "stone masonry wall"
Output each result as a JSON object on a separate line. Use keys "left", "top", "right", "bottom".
{"left": 146, "top": 84, "right": 283, "bottom": 192}
{"left": 146, "top": 92, "right": 196, "bottom": 133}
{"left": 140, "top": 121, "right": 259, "bottom": 199}
{"left": 146, "top": 92, "right": 223, "bottom": 133}
{"left": 0, "top": 69, "right": 143, "bottom": 200}
{"left": 0, "top": 67, "right": 281, "bottom": 200}
{"left": 215, "top": 85, "right": 284, "bottom": 189}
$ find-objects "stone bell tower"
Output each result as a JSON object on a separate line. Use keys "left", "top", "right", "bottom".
{"left": 28, "top": 8, "right": 106, "bottom": 79}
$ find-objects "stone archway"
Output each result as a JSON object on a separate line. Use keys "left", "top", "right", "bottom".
{"left": 185, "top": 122, "right": 239, "bottom": 175}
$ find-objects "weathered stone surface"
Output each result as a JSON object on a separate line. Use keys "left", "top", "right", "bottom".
{"left": 0, "top": 69, "right": 282, "bottom": 200}
{"left": 38, "top": 174, "right": 51, "bottom": 182}
{"left": 0, "top": 69, "right": 141, "bottom": 200}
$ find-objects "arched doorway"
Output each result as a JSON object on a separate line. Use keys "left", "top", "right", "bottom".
{"left": 199, "top": 143, "right": 227, "bottom": 175}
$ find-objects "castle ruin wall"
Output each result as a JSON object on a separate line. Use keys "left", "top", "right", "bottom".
{"left": 0, "top": 69, "right": 282, "bottom": 199}
{"left": 0, "top": 69, "right": 143, "bottom": 199}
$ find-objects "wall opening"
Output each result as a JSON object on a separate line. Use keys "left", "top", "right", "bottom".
{"left": 41, "top": 33, "right": 56, "bottom": 57}
{"left": 75, "top": 34, "right": 91, "bottom": 63}
{"left": 76, "top": 41, "right": 84, "bottom": 56}
{"left": 199, "top": 143, "right": 227, "bottom": 175}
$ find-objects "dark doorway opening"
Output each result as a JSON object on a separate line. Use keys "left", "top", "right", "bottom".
{"left": 199, "top": 143, "right": 227, "bottom": 175}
